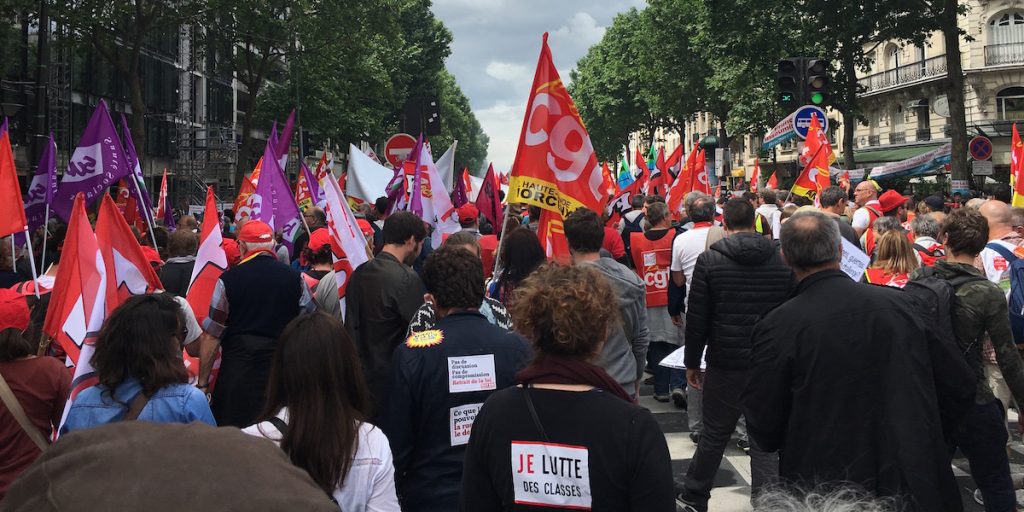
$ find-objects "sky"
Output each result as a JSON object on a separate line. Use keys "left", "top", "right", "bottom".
{"left": 431, "top": 0, "right": 645, "bottom": 173}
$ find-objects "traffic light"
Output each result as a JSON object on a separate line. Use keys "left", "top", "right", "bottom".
{"left": 777, "top": 59, "right": 801, "bottom": 110}
{"left": 806, "top": 59, "right": 830, "bottom": 106}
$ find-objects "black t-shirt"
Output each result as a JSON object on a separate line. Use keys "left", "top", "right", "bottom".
{"left": 460, "top": 386, "right": 674, "bottom": 512}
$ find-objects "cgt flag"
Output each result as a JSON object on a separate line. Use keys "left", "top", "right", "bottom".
{"left": 509, "top": 33, "right": 603, "bottom": 218}
{"left": 1012, "top": 123, "right": 1024, "bottom": 208}
{"left": 95, "top": 195, "right": 163, "bottom": 313}
{"left": 320, "top": 169, "right": 370, "bottom": 321}
{"left": 792, "top": 113, "right": 832, "bottom": 198}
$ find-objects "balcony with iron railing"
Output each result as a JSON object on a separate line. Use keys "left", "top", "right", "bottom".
{"left": 858, "top": 55, "right": 947, "bottom": 94}
{"left": 868, "top": 135, "right": 880, "bottom": 146}
{"left": 888, "top": 132, "right": 906, "bottom": 144}
{"left": 986, "top": 43, "right": 1024, "bottom": 66}
{"left": 916, "top": 129, "right": 931, "bottom": 142}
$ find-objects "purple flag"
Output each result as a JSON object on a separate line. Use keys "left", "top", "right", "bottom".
{"left": 52, "top": 100, "right": 132, "bottom": 221}
{"left": 408, "top": 134, "right": 425, "bottom": 218}
{"left": 24, "top": 134, "right": 57, "bottom": 233}
{"left": 275, "top": 109, "right": 296, "bottom": 166}
{"left": 385, "top": 166, "right": 407, "bottom": 215}
{"left": 252, "top": 138, "right": 301, "bottom": 230}
{"left": 120, "top": 113, "right": 156, "bottom": 228}
{"left": 451, "top": 168, "right": 469, "bottom": 208}
{"left": 163, "top": 197, "right": 177, "bottom": 231}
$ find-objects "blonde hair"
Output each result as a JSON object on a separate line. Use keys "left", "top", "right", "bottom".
{"left": 873, "top": 230, "right": 919, "bottom": 275}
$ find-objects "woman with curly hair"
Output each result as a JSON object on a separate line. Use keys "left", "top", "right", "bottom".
{"left": 61, "top": 293, "right": 214, "bottom": 434}
{"left": 460, "top": 264, "right": 675, "bottom": 511}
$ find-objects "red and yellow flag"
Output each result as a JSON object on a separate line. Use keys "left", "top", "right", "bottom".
{"left": 509, "top": 33, "right": 604, "bottom": 217}
{"left": 1012, "top": 123, "right": 1024, "bottom": 208}
{"left": 792, "top": 113, "right": 832, "bottom": 198}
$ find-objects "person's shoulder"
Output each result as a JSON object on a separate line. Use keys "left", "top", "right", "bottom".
{"left": 358, "top": 422, "right": 392, "bottom": 452}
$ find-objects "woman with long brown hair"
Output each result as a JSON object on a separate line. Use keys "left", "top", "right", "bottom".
{"left": 61, "top": 293, "right": 214, "bottom": 434}
{"left": 242, "top": 312, "right": 399, "bottom": 511}
{"left": 461, "top": 264, "right": 675, "bottom": 511}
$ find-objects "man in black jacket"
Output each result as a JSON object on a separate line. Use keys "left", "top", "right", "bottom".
{"left": 676, "top": 199, "right": 793, "bottom": 511}
{"left": 744, "top": 210, "right": 974, "bottom": 511}
{"left": 346, "top": 211, "right": 427, "bottom": 421}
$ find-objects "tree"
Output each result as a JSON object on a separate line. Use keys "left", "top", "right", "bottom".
{"left": 569, "top": 8, "right": 656, "bottom": 162}
{"left": 431, "top": 69, "right": 488, "bottom": 175}
{"left": 54, "top": 0, "right": 200, "bottom": 154}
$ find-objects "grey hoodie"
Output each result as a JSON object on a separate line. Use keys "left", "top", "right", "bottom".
{"left": 582, "top": 257, "right": 650, "bottom": 391}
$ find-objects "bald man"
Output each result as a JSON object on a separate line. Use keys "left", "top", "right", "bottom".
{"left": 851, "top": 180, "right": 881, "bottom": 237}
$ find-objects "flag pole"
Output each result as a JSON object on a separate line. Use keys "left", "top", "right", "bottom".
{"left": 22, "top": 229, "right": 40, "bottom": 299}
{"left": 39, "top": 208, "right": 49, "bottom": 269}
{"left": 133, "top": 179, "right": 159, "bottom": 247}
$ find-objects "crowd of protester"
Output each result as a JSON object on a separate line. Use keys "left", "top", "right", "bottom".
{"left": 1, "top": 179, "right": 1024, "bottom": 512}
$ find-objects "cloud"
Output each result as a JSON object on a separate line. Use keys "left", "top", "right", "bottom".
{"left": 485, "top": 61, "right": 529, "bottom": 83}
{"left": 551, "top": 12, "right": 606, "bottom": 48}
{"left": 432, "top": 0, "right": 645, "bottom": 171}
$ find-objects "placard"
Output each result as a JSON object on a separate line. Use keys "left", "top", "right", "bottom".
{"left": 512, "top": 441, "right": 591, "bottom": 509}
{"left": 840, "top": 238, "right": 870, "bottom": 281}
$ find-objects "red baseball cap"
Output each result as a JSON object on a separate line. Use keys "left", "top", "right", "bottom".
{"left": 238, "top": 221, "right": 274, "bottom": 243}
{"left": 221, "top": 238, "right": 241, "bottom": 267}
{"left": 457, "top": 204, "right": 479, "bottom": 222}
{"left": 878, "top": 189, "right": 909, "bottom": 213}
{"left": 0, "top": 288, "right": 30, "bottom": 331}
{"left": 307, "top": 228, "right": 332, "bottom": 252}
{"left": 356, "top": 219, "right": 373, "bottom": 238}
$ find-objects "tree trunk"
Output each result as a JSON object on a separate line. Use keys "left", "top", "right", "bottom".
{"left": 841, "top": 50, "right": 858, "bottom": 170}
{"left": 942, "top": 0, "right": 968, "bottom": 189}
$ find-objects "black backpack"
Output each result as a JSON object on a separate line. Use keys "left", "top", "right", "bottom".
{"left": 904, "top": 267, "right": 986, "bottom": 355}
{"left": 620, "top": 213, "right": 645, "bottom": 266}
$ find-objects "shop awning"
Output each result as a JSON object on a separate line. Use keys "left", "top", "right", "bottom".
{"left": 853, "top": 142, "right": 945, "bottom": 167}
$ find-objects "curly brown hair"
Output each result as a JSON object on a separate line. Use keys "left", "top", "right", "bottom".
{"left": 509, "top": 263, "right": 619, "bottom": 360}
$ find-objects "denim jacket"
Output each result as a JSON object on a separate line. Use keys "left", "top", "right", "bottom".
{"left": 60, "top": 378, "right": 215, "bottom": 435}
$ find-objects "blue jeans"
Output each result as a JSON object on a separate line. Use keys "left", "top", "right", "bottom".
{"left": 647, "top": 341, "right": 686, "bottom": 395}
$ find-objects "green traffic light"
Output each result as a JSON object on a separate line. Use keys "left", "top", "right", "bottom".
{"left": 811, "top": 92, "right": 825, "bottom": 105}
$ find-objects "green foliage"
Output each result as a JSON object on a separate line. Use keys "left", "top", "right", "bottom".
{"left": 431, "top": 69, "right": 489, "bottom": 175}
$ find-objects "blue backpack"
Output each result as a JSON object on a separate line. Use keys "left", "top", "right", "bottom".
{"left": 984, "top": 242, "right": 1024, "bottom": 344}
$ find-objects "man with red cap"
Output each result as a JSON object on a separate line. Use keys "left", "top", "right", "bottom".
{"left": 456, "top": 203, "right": 481, "bottom": 238}
{"left": 197, "top": 220, "right": 315, "bottom": 428}
{"left": 861, "top": 189, "right": 909, "bottom": 256}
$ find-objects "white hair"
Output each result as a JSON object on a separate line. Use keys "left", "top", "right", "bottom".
{"left": 239, "top": 240, "right": 276, "bottom": 256}
{"left": 754, "top": 485, "right": 898, "bottom": 512}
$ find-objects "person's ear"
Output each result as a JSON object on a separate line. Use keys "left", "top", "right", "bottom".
{"left": 424, "top": 292, "right": 435, "bottom": 305}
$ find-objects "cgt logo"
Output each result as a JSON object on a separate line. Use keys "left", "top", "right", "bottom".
{"left": 643, "top": 268, "right": 669, "bottom": 289}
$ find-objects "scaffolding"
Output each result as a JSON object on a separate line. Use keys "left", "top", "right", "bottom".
{"left": 47, "top": 24, "right": 72, "bottom": 172}
{"left": 174, "top": 24, "right": 238, "bottom": 208}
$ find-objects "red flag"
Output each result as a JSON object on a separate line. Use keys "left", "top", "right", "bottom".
{"left": 295, "top": 165, "right": 314, "bottom": 211}
{"left": 42, "top": 194, "right": 106, "bottom": 368}
{"left": 476, "top": 164, "right": 504, "bottom": 235}
{"left": 184, "top": 187, "right": 227, "bottom": 386}
{"left": 509, "top": 33, "right": 604, "bottom": 217}
{"left": 839, "top": 169, "right": 851, "bottom": 193}
{"left": 664, "top": 145, "right": 683, "bottom": 174}
{"left": 693, "top": 148, "right": 710, "bottom": 195}
{"left": 606, "top": 178, "right": 644, "bottom": 228}
{"left": 600, "top": 161, "right": 615, "bottom": 208}
{"left": 792, "top": 113, "right": 832, "bottom": 198}
{"left": 187, "top": 187, "right": 227, "bottom": 327}
{"left": 0, "top": 123, "right": 28, "bottom": 237}
{"left": 652, "top": 146, "right": 667, "bottom": 195}
{"left": 235, "top": 159, "right": 262, "bottom": 223}
{"left": 749, "top": 159, "right": 760, "bottom": 194}
{"left": 95, "top": 195, "right": 162, "bottom": 313}
{"left": 537, "top": 208, "right": 571, "bottom": 265}
{"left": 635, "top": 146, "right": 650, "bottom": 194}
{"left": 767, "top": 171, "right": 779, "bottom": 190}
{"left": 155, "top": 168, "right": 170, "bottom": 221}
{"left": 1012, "top": 123, "right": 1024, "bottom": 199}
{"left": 666, "top": 143, "right": 701, "bottom": 215}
